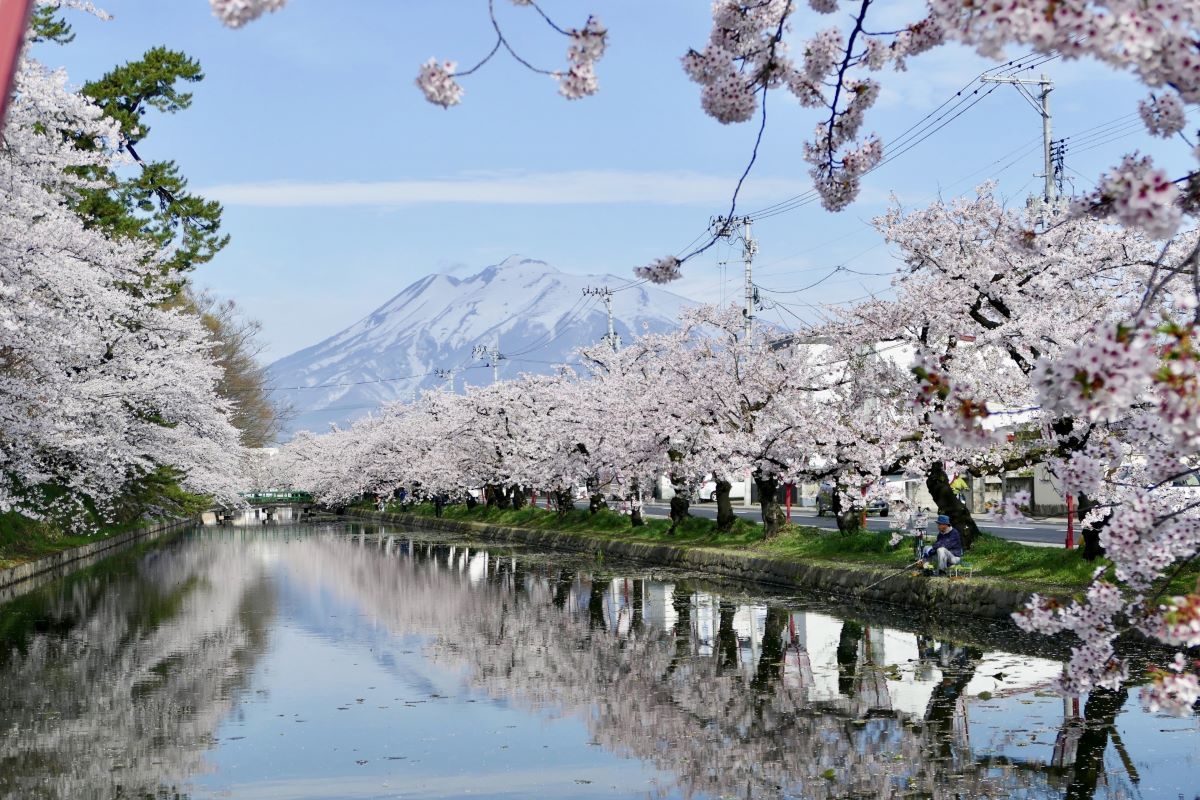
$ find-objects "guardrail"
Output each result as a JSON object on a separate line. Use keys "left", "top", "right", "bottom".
{"left": 239, "top": 491, "right": 314, "bottom": 505}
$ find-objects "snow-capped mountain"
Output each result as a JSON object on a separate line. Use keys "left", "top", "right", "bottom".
{"left": 269, "top": 256, "right": 695, "bottom": 436}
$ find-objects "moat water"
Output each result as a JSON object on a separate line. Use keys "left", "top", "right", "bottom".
{"left": 0, "top": 521, "right": 1196, "bottom": 799}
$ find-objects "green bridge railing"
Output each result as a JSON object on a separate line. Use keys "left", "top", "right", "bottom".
{"left": 240, "top": 490, "right": 314, "bottom": 505}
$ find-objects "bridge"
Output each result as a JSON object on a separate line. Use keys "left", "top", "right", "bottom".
{"left": 203, "top": 490, "right": 316, "bottom": 525}
{"left": 241, "top": 490, "right": 314, "bottom": 505}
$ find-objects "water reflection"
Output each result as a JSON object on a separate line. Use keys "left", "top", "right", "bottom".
{"left": 0, "top": 525, "right": 1195, "bottom": 799}
{"left": 0, "top": 534, "right": 276, "bottom": 798}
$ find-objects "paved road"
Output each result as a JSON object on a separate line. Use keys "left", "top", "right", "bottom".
{"left": 628, "top": 500, "right": 1070, "bottom": 548}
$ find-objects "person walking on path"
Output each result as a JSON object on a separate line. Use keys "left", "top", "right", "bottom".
{"left": 922, "top": 514, "right": 963, "bottom": 575}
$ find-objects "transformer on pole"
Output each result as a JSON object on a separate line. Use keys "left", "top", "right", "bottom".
{"left": 712, "top": 215, "right": 757, "bottom": 340}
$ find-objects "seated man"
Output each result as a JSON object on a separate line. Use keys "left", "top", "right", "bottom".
{"left": 922, "top": 514, "right": 963, "bottom": 575}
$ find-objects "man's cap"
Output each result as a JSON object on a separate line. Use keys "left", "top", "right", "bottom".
{"left": 936, "top": 514, "right": 951, "bottom": 525}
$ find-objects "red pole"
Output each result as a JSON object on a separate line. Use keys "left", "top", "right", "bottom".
{"left": 0, "top": 0, "right": 34, "bottom": 133}
{"left": 785, "top": 482, "right": 792, "bottom": 522}
{"left": 860, "top": 484, "right": 868, "bottom": 529}
{"left": 1065, "top": 493, "right": 1075, "bottom": 549}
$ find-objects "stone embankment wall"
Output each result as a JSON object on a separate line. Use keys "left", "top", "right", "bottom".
{"left": 0, "top": 518, "right": 194, "bottom": 603}
{"left": 349, "top": 512, "right": 1053, "bottom": 622}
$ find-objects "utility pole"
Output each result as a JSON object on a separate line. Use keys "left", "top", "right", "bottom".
{"left": 981, "top": 72, "right": 1063, "bottom": 214}
{"left": 472, "top": 342, "right": 506, "bottom": 383}
{"left": 712, "top": 215, "right": 757, "bottom": 339}
{"left": 583, "top": 286, "right": 620, "bottom": 351}
{"left": 433, "top": 367, "right": 460, "bottom": 392}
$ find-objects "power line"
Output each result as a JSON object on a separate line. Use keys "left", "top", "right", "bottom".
{"left": 745, "top": 50, "right": 1063, "bottom": 223}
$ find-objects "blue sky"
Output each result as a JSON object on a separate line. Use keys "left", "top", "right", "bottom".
{"left": 36, "top": 1, "right": 1196, "bottom": 361}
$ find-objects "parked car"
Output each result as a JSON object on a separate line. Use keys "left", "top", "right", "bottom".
{"left": 695, "top": 478, "right": 747, "bottom": 502}
{"left": 815, "top": 483, "right": 889, "bottom": 517}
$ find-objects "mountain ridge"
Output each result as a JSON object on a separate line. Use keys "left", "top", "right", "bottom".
{"left": 268, "top": 256, "right": 695, "bottom": 436}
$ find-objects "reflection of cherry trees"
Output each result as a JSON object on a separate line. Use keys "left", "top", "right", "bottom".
{"left": 0, "top": 537, "right": 275, "bottom": 799}
{"left": 279, "top": 532, "right": 1087, "bottom": 799}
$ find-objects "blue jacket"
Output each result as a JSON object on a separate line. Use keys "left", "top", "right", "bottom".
{"left": 931, "top": 526, "right": 963, "bottom": 558}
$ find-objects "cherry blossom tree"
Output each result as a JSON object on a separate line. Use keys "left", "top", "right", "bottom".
{"left": 1, "top": 52, "right": 245, "bottom": 525}
{"left": 209, "top": 0, "right": 1200, "bottom": 710}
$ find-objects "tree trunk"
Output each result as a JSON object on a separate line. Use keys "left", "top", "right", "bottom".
{"left": 831, "top": 483, "right": 860, "bottom": 532}
{"left": 1077, "top": 492, "right": 1108, "bottom": 561}
{"left": 754, "top": 470, "right": 787, "bottom": 539}
{"left": 510, "top": 484, "right": 527, "bottom": 509}
{"left": 554, "top": 488, "right": 573, "bottom": 518}
{"left": 496, "top": 485, "right": 512, "bottom": 510}
{"left": 925, "top": 462, "right": 980, "bottom": 548}
{"left": 667, "top": 472, "right": 690, "bottom": 534}
{"left": 715, "top": 478, "right": 735, "bottom": 532}
{"left": 485, "top": 483, "right": 502, "bottom": 508}
{"left": 465, "top": 493, "right": 478, "bottom": 510}
{"left": 628, "top": 478, "right": 645, "bottom": 527}
{"left": 588, "top": 492, "right": 607, "bottom": 514}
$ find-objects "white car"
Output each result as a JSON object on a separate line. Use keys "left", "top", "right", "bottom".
{"left": 696, "top": 479, "right": 747, "bottom": 502}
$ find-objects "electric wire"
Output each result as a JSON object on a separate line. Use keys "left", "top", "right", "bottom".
{"left": 746, "top": 50, "right": 1066, "bottom": 223}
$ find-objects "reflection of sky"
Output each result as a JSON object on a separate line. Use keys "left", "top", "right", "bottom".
{"left": 18, "top": 527, "right": 1190, "bottom": 796}
{"left": 192, "top": 564, "right": 676, "bottom": 800}
{"left": 965, "top": 689, "right": 1200, "bottom": 795}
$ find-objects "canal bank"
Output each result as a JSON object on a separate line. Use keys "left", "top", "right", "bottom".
{"left": 0, "top": 517, "right": 195, "bottom": 603}
{"left": 345, "top": 511, "right": 1066, "bottom": 622}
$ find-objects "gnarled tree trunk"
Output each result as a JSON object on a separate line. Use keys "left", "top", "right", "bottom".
{"left": 510, "top": 484, "right": 527, "bottom": 509}
{"left": 830, "top": 483, "right": 860, "bottom": 532}
{"left": 629, "top": 478, "right": 645, "bottom": 527}
{"left": 715, "top": 478, "right": 735, "bottom": 532}
{"left": 485, "top": 483, "right": 511, "bottom": 509}
{"left": 668, "top": 471, "right": 690, "bottom": 534}
{"left": 926, "top": 461, "right": 980, "bottom": 548}
{"left": 754, "top": 470, "right": 786, "bottom": 539}
{"left": 554, "top": 488, "right": 573, "bottom": 518}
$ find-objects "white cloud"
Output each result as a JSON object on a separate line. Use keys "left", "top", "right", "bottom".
{"left": 202, "top": 170, "right": 808, "bottom": 208}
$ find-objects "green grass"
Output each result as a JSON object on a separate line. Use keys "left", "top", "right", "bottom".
{"left": 0, "top": 511, "right": 157, "bottom": 570}
{"left": 370, "top": 501, "right": 1110, "bottom": 593}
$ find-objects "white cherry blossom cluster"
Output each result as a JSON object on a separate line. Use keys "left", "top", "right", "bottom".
{"left": 681, "top": 1, "right": 793, "bottom": 124}
{"left": 415, "top": 59, "right": 463, "bottom": 109}
{"left": 927, "top": 0, "right": 1200, "bottom": 105}
{"left": 992, "top": 490, "right": 1030, "bottom": 523}
{"left": 789, "top": 27, "right": 842, "bottom": 108}
{"left": 1014, "top": 580, "right": 1130, "bottom": 693}
{"left": 0, "top": 54, "right": 246, "bottom": 517}
{"left": 1146, "top": 596, "right": 1200, "bottom": 649}
{"left": 1034, "top": 322, "right": 1157, "bottom": 422}
{"left": 1139, "top": 91, "right": 1189, "bottom": 138}
{"left": 1145, "top": 655, "right": 1200, "bottom": 715}
{"left": 633, "top": 255, "right": 682, "bottom": 284}
{"left": 210, "top": 0, "right": 286, "bottom": 28}
{"left": 1073, "top": 155, "right": 1183, "bottom": 239}
{"left": 558, "top": 16, "right": 607, "bottom": 100}
{"left": 1050, "top": 450, "right": 1108, "bottom": 497}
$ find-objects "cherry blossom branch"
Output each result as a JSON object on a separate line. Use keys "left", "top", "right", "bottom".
{"left": 415, "top": 1, "right": 607, "bottom": 108}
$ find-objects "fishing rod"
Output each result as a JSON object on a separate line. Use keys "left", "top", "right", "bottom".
{"left": 862, "top": 559, "right": 924, "bottom": 591}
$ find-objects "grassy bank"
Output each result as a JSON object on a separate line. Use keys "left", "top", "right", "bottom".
{"left": 0, "top": 513, "right": 156, "bottom": 570}
{"left": 369, "top": 501, "right": 1105, "bottom": 594}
